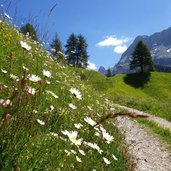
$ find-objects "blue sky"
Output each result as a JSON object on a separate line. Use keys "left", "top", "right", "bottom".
{"left": 2, "top": 0, "right": 171, "bottom": 70}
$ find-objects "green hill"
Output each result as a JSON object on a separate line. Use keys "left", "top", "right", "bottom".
{"left": 80, "top": 70, "right": 171, "bottom": 121}
{"left": 0, "top": 23, "right": 132, "bottom": 170}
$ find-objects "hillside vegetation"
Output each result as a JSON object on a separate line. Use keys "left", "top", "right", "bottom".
{"left": 80, "top": 70, "right": 171, "bottom": 121}
{"left": 0, "top": 23, "right": 133, "bottom": 170}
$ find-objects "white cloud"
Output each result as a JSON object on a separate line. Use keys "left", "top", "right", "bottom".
{"left": 114, "top": 45, "right": 127, "bottom": 54}
{"left": 87, "top": 61, "right": 97, "bottom": 70}
{"left": 97, "top": 36, "right": 129, "bottom": 47}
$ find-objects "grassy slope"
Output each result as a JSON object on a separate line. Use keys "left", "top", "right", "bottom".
{"left": 80, "top": 70, "right": 171, "bottom": 121}
{"left": 0, "top": 23, "right": 132, "bottom": 170}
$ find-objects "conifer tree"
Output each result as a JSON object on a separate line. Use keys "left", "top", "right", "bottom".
{"left": 65, "top": 33, "right": 78, "bottom": 67}
{"left": 77, "top": 34, "right": 88, "bottom": 68}
{"left": 50, "top": 33, "right": 64, "bottom": 61}
{"left": 65, "top": 33, "right": 89, "bottom": 68}
{"left": 130, "top": 41, "right": 154, "bottom": 73}
{"left": 107, "top": 67, "right": 112, "bottom": 77}
{"left": 20, "top": 23, "right": 38, "bottom": 41}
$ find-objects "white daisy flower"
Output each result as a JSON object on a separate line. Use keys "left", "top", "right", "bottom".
{"left": 61, "top": 130, "right": 82, "bottom": 146}
{"left": 28, "top": 87, "right": 36, "bottom": 95}
{"left": 36, "top": 119, "right": 45, "bottom": 125}
{"left": 10, "top": 74, "right": 19, "bottom": 81}
{"left": 103, "top": 157, "right": 111, "bottom": 165}
{"left": 23, "top": 65, "right": 29, "bottom": 71}
{"left": 70, "top": 88, "right": 82, "bottom": 100}
{"left": 64, "top": 149, "right": 71, "bottom": 156}
{"left": 85, "top": 142, "right": 103, "bottom": 154}
{"left": 46, "top": 81, "right": 51, "bottom": 84}
{"left": 87, "top": 106, "right": 93, "bottom": 111}
{"left": 76, "top": 156, "right": 82, "bottom": 163}
{"left": 50, "top": 132, "right": 58, "bottom": 138}
{"left": 100, "top": 126, "right": 114, "bottom": 144}
{"left": 43, "top": 70, "right": 51, "bottom": 78}
{"left": 78, "top": 149, "right": 85, "bottom": 156}
{"left": 84, "top": 117, "right": 96, "bottom": 126}
{"left": 112, "top": 154, "right": 118, "bottom": 161}
{"left": 20, "top": 41, "right": 31, "bottom": 51}
{"left": 1, "top": 69, "right": 7, "bottom": 74}
{"left": 29, "top": 74, "right": 41, "bottom": 82}
{"left": 74, "top": 123, "right": 83, "bottom": 129}
{"left": 50, "top": 105, "right": 54, "bottom": 111}
{"left": 46, "top": 90, "right": 58, "bottom": 99}
{"left": 71, "top": 149, "right": 77, "bottom": 154}
{"left": 69, "top": 103, "right": 77, "bottom": 110}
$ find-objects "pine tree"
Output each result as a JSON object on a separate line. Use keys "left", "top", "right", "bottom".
{"left": 65, "top": 33, "right": 78, "bottom": 67}
{"left": 107, "top": 67, "right": 112, "bottom": 77}
{"left": 20, "top": 23, "right": 38, "bottom": 41}
{"left": 65, "top": 33, "right": 89, "bottom": 68}
{"left": 77, "top": 34, "right": 88, "bottom": 68}
{"left": 130, "top": 41, "right": 154, "bottom": 73}
{"left": 50, "top": 33, "right": 64, "bottom": 61}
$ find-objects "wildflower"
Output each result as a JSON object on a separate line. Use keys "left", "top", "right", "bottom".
{"left": 61, "top": 130, "right": 82, "bottom": 146}
{"left": 10, "top": 74, "right": 19, "bottom": 81}
{"left": 112, "top": 154, "right": 118, "bottom": 161}
{"left": 0, "top": 99, "right": 12, "bottom": 107}
{"left": 84, "top": 117, "right": 96, "bottom": 126}
{"left": 20, "top": 41, "right": 31, "bottom": 51}
{"left": 23, "top": 65, "right": 29, "bottom": 71}
{"left": 78, "top": 149, "right": 85, "bottom": 156}
{"left": 43, "top": 70, "right": 51, "bottom": 78}
{"left": 74, "top": 123, "right": 83, "bottom": 129}
{"left": 28, "top": 87, "right": 36, "bottom": 95}
{"left": 29, "top": 74, "right": 41, "bottom": 82}
{"left": 70, "top": 88, "right": 82, "bottom": 100}
{"left": 0, "top": 19, "right": 2, "bottom": 23}
{"left": 46, "top": 90, "right": 58, "bottom": 98}
{"left": 95, "top": 132, "right": 100, "bottom": 137}
{"left": 76, "top": 156, "right": 82, "bottom": 163}
{"left": 50, "top": 105, "right": 54, "bottom": 111}
{"left": 1, "top": 69, "right": 7, "bottom": 74}
{"left": 64, "top": 149, "right": 71, "bottom": 156}
{"left": 50, "top": 132, "right": 58, "bottom": 138}
{"left": 87, "top": 106, "right": 93, "bottom": 111}
{"left": 36, "top": 119, "right": 45, "bottom": 125}
{"left": 71, "top": 149, "right": 77, "bottom": 154}
{"left": 103, "top": 157, "right": 111, "bottom": 165}
{"left": 46, "top": 81, "right": 51, "bottom": 84}
{"left": 100, "top": 127, "right": 114, "bottom": 144}
{"left": 84, "top": 142, "right": 103, "bottom": 154}
{"left": 69, "top": 103, "right": 77, "bottom": 110}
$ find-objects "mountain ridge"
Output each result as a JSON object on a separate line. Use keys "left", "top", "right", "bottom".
{"left": 99, "top": 27, "right": 171, "bottom": 75}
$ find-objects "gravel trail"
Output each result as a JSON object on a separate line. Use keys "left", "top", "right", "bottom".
{"left": 115, "top": 116, "right": 171, "bottom": 171}
{"left": 114, "top": 104, "right": 171, "bottom": 131}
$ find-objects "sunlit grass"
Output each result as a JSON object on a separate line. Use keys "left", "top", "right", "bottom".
{"left": 79, "top": 69, "right": 171, "bottom": 121}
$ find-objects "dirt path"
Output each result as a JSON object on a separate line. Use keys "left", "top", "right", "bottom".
{"left": 115, "top": 116, "right": 171, "bottom": 171}
{"left": 114, "top": 104, "right": 171, "bottom": 131}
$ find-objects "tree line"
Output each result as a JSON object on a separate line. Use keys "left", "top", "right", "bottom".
{"left": 20, "top": 23, "right": 88, "bottom": 68}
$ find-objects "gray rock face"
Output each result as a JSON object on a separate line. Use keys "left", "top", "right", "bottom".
{"left": 113, "top": 27, "right": 171, "bottom": 74}
{"left": 98, "top": 66, "right": 107, "bottom": 75}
